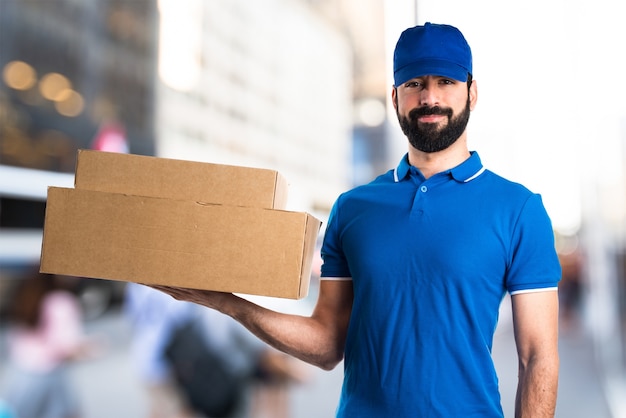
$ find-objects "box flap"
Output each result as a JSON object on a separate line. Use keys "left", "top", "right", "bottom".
{"left": 75, "top": 150, "right": 288, "bottom": 209}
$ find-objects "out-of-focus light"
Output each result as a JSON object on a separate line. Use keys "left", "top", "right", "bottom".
{"left": 55, "top": 90, "right": 84, "bottom": 117}
{"left": 356, "top": 98, "right": 386, "bottom": 127}
{"left": 39, "top": 72, "right": 72, "bottom": 101}
{"left": 158, "top": 0, "right": 203, "bottom": 91}
{"left": 3, "top": 60, "right": 37, "bottom": 90}
{"left": 54, "top": 88, "right": 74, "bottom": 102}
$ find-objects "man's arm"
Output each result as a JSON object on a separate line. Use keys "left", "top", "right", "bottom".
{"left": 152, "top": 279, "right": 353, "bottom": 370}
{"left": 511, "top": 290, "right": 560, "bottom": 418}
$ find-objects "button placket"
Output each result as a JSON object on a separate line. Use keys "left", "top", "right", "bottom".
{"left": 411, "top": 183, "right": 428, "bottom": 218}
{"left": 409, "top": 168, "right": 429, "bottom": 218}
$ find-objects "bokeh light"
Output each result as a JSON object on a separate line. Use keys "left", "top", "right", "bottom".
{"left": 2, "top": 61, "right": 37, "bottom": 91}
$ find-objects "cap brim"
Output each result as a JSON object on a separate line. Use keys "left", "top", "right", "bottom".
{"left": 394, "top": 60, "right": 469, "bottom": 86}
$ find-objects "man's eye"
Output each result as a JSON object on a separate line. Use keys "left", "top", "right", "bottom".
{"left": 405, "top": 81, "right": 422, "bottom": 88}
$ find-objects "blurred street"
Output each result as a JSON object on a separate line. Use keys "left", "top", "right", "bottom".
{"left": 0, "top": 296, "right": 614, "bottom": 418}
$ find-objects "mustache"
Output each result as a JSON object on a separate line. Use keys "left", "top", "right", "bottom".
{"left": 409, "top": 106, "right": 453, "bottom": 119}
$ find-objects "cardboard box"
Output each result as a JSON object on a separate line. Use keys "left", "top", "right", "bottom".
{"left": 74, "top": 149, "right": 289, "bottom": 209}
{"left": 40, "top": 187, "right": 320, "bottom": 299}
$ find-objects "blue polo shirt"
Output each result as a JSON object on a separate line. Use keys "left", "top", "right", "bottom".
{"left": 321, "top": 152, "right": 561, "bottom": 418}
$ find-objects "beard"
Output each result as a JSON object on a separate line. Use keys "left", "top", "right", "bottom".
{"left": 397, "top": 98, "right": 471, "bottom": 153}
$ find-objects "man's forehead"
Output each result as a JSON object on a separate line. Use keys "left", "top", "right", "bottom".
{"left": 401, "top": 75, "right": 460, "bottom": 83}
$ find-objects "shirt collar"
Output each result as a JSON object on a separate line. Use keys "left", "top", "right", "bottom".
{"left": 393, "top": 151, "right": 485, "bottom": 183}
{"left": 393, "top": 154, "right": 412, "bottom": 182}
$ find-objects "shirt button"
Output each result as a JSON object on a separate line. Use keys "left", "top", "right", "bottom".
{"left": 420, "top": 185, "right": 428, "bottom": 193}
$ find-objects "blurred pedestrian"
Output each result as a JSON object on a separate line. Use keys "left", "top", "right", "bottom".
{"left": 0, "top": 271, "right": 99, "bottom": 418}
{"left": 125, "top": 283, "right": 307, "bottom": 418}
{"left": 124, "top": 282, "right": 199, "bottom": 418}
{"left": 194, "top": 307, "right": 309, "bottom": 418}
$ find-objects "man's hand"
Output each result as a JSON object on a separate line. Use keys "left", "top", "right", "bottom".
{"left": 148, "top": 285, "right": 235, "bottom": 311}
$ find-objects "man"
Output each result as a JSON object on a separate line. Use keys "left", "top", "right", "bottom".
{"left": 154, "top": 22, "right": 560, "bottom": 417}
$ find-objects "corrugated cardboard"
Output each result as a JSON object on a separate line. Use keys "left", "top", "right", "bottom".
{"left": 40, "top": 187, "right": 320, "bottom": 299}
{"left": 74, "top": 149, "right": 289, "bottom": 209}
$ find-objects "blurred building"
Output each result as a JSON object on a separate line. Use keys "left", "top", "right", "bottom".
{"left": 154, "top": 0, "right": 354, "bottom": 215}
{"left": 0, "top": 0, "right": 158, "bottom": 237}
{"left": 0, "top": 0, "right": 159, "bottom": 314}
{"left": 310, "top": 0, "right": 396, "bottom": 186}
{"left": 0, "top": 0, "right": 158, "bottom": 169}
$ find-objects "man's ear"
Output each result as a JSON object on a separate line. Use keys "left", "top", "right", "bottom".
{"left": 391, "top": 87, "right": 398, "bottom": 111}
{"left": 469, "top": 80, "right": 478, "bottom": 110}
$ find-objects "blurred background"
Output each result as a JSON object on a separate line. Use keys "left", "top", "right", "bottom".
{"left": 1, "top": 0, "right": 625, "bottom": 417}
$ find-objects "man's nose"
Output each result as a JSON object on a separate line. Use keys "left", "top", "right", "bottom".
{"left": 418, "top": 85, "right": 439, "bottom": 106}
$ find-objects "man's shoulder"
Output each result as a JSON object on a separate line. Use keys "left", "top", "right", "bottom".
{"left": 479, "top": 169, "right": 536, "bottom": 197}
{"left": 338, "top": 169, "right": 397, "bottom": 199}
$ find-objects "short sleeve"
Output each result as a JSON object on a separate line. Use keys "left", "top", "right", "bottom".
{"left": 320, "top": 197, "right": 352, "bottom": 278}
{"left": 506, "top": 194, "right": 562, "bottom": 294}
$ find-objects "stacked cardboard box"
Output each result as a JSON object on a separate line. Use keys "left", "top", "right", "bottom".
{"left": 40, "top": 150, "right": 321, "bottom": 299}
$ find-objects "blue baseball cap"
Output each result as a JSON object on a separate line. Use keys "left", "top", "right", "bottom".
{"left": 393, "top": 22, "right": 472, "bottom": 86}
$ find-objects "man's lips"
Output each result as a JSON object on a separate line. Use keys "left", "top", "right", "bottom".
{"left": 417, "top": 114, "right": 446, "bottom": 123}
